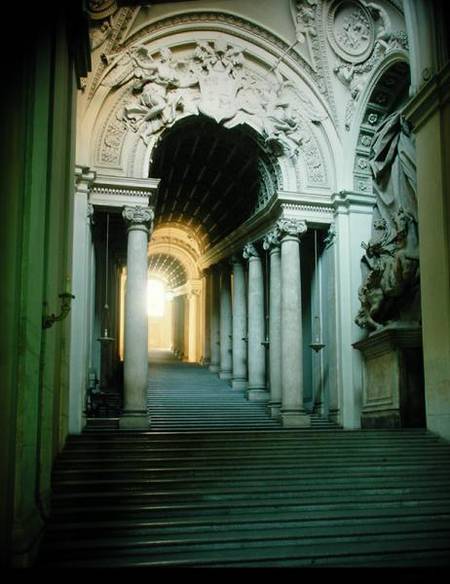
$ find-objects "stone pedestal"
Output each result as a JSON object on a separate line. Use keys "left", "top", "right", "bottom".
{"left": 354, "top": 325, "right": 425, "bottom": 428}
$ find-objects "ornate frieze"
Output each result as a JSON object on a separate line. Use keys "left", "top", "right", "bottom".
{"left": 98, "top": 39, "right": 327, "bottom": 173}
{"left": 328, "top": 0, "right": 409, "bottom": 130}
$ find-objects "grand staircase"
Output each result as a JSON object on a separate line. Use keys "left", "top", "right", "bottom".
{"left": 37, "top": 352, "right": 450, "bottom": 567}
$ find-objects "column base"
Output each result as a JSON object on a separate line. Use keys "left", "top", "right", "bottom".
{"left": 232, "top": 379, "right": 247, "bottom": 390}
{"left": 247, "top": 388, "right": 270, "bottom": 402}
{"left": 219, "top": 370, "right": 232, "bottom": 380}
{"left": 281, "top": 409, "right": 311, "bottom": 428}
{"left": 268, "top": 401, "right": 282, "bottom": 419}
{"left": 209, "top": 363, "right": 219, "bottom": 373}
{"left": 119, "top": 410, "right": 150, "bottom": 430}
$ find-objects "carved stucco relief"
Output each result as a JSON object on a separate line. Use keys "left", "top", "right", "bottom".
{"left": 327, "top": 0, "right": 408, "bottom": 131}
{"left": 97, "top": 40, "right": 328, "bottom": 187}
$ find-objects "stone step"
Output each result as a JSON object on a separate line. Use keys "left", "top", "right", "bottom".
{"left": 50, "top": 484, "right": 450, "bottom": 508}
{"left": 38, "top": 533, "right": 450, "bottom": 567}
{"left": 42, "top": 510, "right": 450, "bottom": 540}
{"left": 40, "top": 519, "right": 450, "bottom": 558}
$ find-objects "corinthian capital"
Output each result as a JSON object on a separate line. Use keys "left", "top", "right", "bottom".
{"left": 122, "top": 206, "right": 154, "bottom": 231}
{"left": 277, "top": 218, "right": 308, "bottom": 239}
{"left": 262, "top": 226, "right": 281, "bottom": 251}
{"left": 242, "top": 242, "right": 259, "bottom": 260}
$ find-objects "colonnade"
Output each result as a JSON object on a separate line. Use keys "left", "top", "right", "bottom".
{"left": 203, "top": 218, "right": 312, "bottom": 428}
{"left": 88, "top": 203, "right": 327, "bottom": 430}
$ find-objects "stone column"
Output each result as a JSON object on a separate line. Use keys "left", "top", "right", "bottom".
{"left": 69, "top": 167, "right": 95, "bottom": 433}
{"left": 120, "top": 206, "right": 153, "bottom": 429}
{"left": 231, "top": 255, "right": 247, "bottom": 390}
{"left": 202, "top": 270, "right": 211, "bottom": 367}
{"left": 279, "top": 218, "right": 310, "bottom": 427}
{"left": 263, "top": 227, "right": 282, "bottom": 418}
{"left": 187, "top": 283, "right": 201, "bottom": 363}
{"left": 209, "top": 266, "right": 220, "bottom": 373}
{"left": 219, "top": 263, "right": 233, "bottom": 380}
{"left": 243, "top": 243, "right": 268, "bottom": 401}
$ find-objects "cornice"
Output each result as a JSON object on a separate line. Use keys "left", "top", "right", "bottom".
{"left": 89, "top": 174, "right": 160, "bottom": 208}
{"left": 199, "top": 190, "right": 335, "bottom": 268}
{"left": 353, "top": 325, "right": 422, "bottom": 358}
{"left": 403, "top": 61, "right": 450, "bottom": 132}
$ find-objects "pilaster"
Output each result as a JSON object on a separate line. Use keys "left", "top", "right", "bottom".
{"left": 332, "top": 190, "right": 376, "bottom": 429}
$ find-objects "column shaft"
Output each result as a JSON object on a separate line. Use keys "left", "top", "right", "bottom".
{"left": 121, "top": 206, "right": 153, "bottom": 429}
{"left": 219, "top": 266, "right": 232, "bottom": 379}
{"left": 209, "top": 267, "right": 220, "bottom": 373}
{"left": 280, "top": 221, "right": 310, "bottom": 427}
{"left": 231, "top": 257, "right": 247, "bottom": 389}
{"left": 268, "top": 246, "right": 282, "bottom": 417}
{"left": 244, "top": 244, "right": 268, "bottom": 401}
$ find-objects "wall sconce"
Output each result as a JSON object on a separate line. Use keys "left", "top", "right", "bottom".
{"left": 42, "top": 292, "right": 75, "bottom": 330}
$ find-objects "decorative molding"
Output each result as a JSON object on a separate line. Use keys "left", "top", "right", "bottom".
{"left": 324, "top": 222, "right": 336, "bottom": 248}
{"left": 277, "top": 217, "right": 308, "bottom": 238}
{"left": 90, "top": 174, "right": 159, "bottom": 208}
{"left": 403, "top": 61, "right": 450, "bottom": 132}
{"left": 242, "top": 242, "right": 259, "bottom": 260}
{"left": 262, "top": 226, "right": 281, "bottom": 251}
{"left": 98, "top": 40, "right": 327, "bottom": 169}
{"left": 327, "top": 0, "right": 375, "bottom": 64}
{"left": 122, "top": 205, "right": 154, "bottom": 227}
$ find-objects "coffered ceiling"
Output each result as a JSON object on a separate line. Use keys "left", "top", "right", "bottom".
{"left": 150, "top": 115, "right": 264, "bottom": 251}
{"left": 148, "top": 253, "right": 187, "bottom": 289}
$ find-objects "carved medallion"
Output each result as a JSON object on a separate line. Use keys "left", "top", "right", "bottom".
{"left": 327, "top": 1, "right": 375, "bottom": 63}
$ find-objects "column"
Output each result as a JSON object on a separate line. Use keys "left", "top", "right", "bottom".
{"left": 209, "top": 265, "right": 220, "bottom": 373}
{"left": 187, "top": 284, "right": 200, "bottom": 362}
{"left": 69, "top": 167, "right": 95, "bottom": 433}
{"left": 243, "top": 243, "right": 268, "bottom": 401}
{"left": 120, "top": 205, "right": 153, "bottom": 429}
{"left": 231, "top": 255, "right": 247, "bottom": 390}
{"left": 279, "top": 218, "right": 310, "bottom": 428}
{"left": 202, "top": 270, "right": 211, "bottom": 366}
{"left": 219, "top": 263, "right": 233, "bottom": 379}
{"left": 263, "top": 227, "right": 282, "bottom": 418}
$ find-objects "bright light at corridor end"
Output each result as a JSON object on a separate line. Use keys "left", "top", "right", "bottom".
{"left": 147, "top": 279, "right": 166, "bottom": 317}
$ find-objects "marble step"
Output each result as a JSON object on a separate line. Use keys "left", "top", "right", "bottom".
{"left": 50, "top": 484, "right": 450, "bottom": 508}
{"left": 42, "top": 510, "right": 450, "bottom": 540}
{"left": 37, "top": 532, "right": 450, "bottom": 567}
{"left": 39, "top": 519, "right": 450, "bottom": 558}
{"left": 48, "top": 494, "right": 450, "bottom": 523}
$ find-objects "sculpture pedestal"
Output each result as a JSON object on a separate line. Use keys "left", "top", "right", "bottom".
{"left": 353, "top": 325, "right": 425, "bottom": 428}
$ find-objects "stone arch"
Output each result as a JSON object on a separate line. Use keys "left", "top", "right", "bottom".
{"left": 350, "top": 52, "right": 411, "bottom": 194}
{"left": 149, "top": 224, "right": 201, "bottom": 281}
{"left": 81, "top": 10, "right": 334, "bottom": 193}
